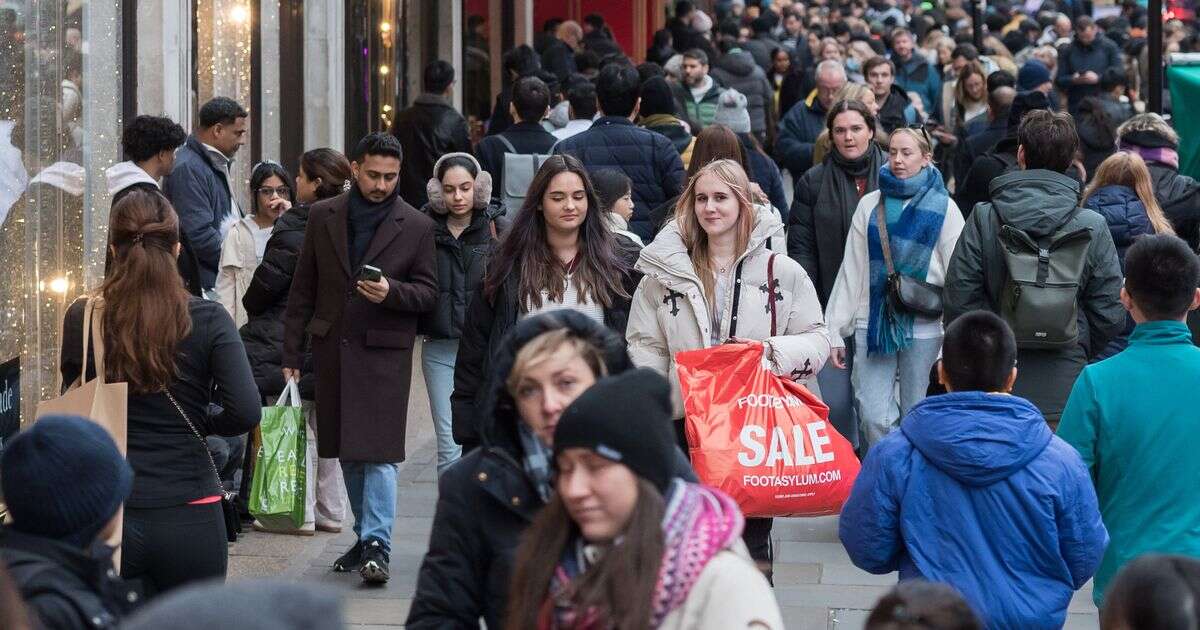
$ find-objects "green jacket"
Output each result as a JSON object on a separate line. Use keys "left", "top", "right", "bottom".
{"left": 1058, "top": 321, "right": 1200, "bottom": 605}
{"left": 671, "top": 78, "right": 724, "bottom": 130}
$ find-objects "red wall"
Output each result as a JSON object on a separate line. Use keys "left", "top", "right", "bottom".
{"left": 533, "top": 1, "right": 642, "bottom": 61}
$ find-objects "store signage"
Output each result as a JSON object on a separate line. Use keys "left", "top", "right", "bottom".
{"left": 0, "top": 356, "right": 18, "bottom": 457}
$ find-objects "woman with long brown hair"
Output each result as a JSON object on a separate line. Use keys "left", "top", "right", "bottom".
{"left": 59, "top": 189, "right": 260, "bottom": 597}
{"left": 627, "top": 159, "right": 830, "bottom": 583}
{"left": 451, "top": 154, "right": 640, "bottom": 453}
{"left": 505, "top": 368, "right": 783, "bottom": 630}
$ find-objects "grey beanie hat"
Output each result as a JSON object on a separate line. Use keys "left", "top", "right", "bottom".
{"left": 713, "top": 89, "right": 751, "bottom": 134}
{"left": 121, "top": 580, "right": 345, "bottom": 630}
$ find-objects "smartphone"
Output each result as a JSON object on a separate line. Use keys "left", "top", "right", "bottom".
{"left": 358, "top": 265, "right": 383, "bottom": 283}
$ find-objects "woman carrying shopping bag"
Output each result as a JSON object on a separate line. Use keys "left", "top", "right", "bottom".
{"left": 823, "top": 127, "right": 965, "bottom": 450}
{"left": 625, "top": 159, "right": 831, "bottom": 582}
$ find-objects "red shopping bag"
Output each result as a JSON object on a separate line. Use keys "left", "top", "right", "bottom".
{"left": 676, "top": 342, "right": 860, "bottom": 517}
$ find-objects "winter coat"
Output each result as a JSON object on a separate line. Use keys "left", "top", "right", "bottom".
{"left": 163, "top": 135, "right": 237, "bottom": 289}
{"left": 840, "top": 392, "right": 1107, "bottom": 630}
{"left": 1083, "top": 185, "right": 1152, "bottom": 268}
{"left": 875, "top": 84, "right": 920, "bottom": 134}
{"left": 282, "top": 191, "right": 438, "bottom": 461}
{"left": 392, "top": 94, "right": 473, "bottom": 209}
{"left": 1147, "top": 161, "right": 1200, "bottom": 251}
{"left": 943, "top": 170, "right": 1126, "bottom": 423}
{"left": 659, "top": 543, "right": 785, "bottom": 629}
{"left": 774, "top": 90, "right": 828, "bottom": 176}
{"left": 893, "top": 54, "right": 942, "bottom": 121}
{"left": 582, "top": 30, "right": 623, "bottom": 59}
{"left": 710, "top": 50, "right": 776, "bottom": 141}
{"left": 408, "top": 311, "right": 634, "bottom": 630}
{"left": 776, "top": 69, "right": 807, "bottom": 123}
{"left": 1055, "top": 36, "right": 1123, "bottom": 112}
{"left": 1058, "top": 321, "right": 1200, "bottom": 606}
{"left": 744, "top": 145, "right": 789, "bottom": 219}
{"left": 476, "top": 122, "right": 559, "bottom": 204}
{"left": 554, "top": 116, "right": 687, "bottom": 240}
{"left": 451, "top": 244, "right": 643, "bottom": 449}
{"left": 741, "top": 34, "right": 778, "bottom": 75}
{"left": 671, "top": 78, "right": 725, "bottom": 130}
{"left": 241, "top": 204, "right": 317, "bottom": 400}
{"left": 1075, "top": 104, "right": 1118, "bottom": 182}
{"left": 641, "top": 115, "right": 696, "bottom": 163}
{"left": 105, "top": 162, "right": 203, "bottom": 297}
{"left": 955, "top": 135, "right": 1020, "bottom": 218}
{"left": 541, "top": 38, "right": 577, "bottom": 82}
{"left": 627, "top": 210, "right": 831, "bottom": 417}
{"left": 418, "top": 200, "right": 504, "bottom": 340}
{"left": 953, "top": 117, "right": 1008, "bottom": 192}
{"left": 216, "top": 216, "right": 270, "bottom": 329}
{"left": 0, "top": 529, "right": 141, "bottom": 630}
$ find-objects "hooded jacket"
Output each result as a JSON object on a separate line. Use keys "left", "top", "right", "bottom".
{"left": 391, "top": 93, "right": 473, "bottom": 209}
{"left": 774, "top": 90, "right": 829, "bottom": 176}
{"left": 671, "top": 76, "right": 726, "bottom": 129}
{"left": 626, "top": 209, "right": 830, "bottom": 417}
{"left": 893, "top": 53, "right": 942, "bottom": 121}
{"left": 1082, "top": 185, "right": 1152, "bottom": 268}
{"left": 839, "top": 392, "right": 1108, "bottom": 630}
{"left": 710, "top": 49, "right": 776, "bottom": 140}
{"left": 875, "top": 83, "right": 920, "bottom": 134}
{"left": 943, "top": 170, "right": 1125, "bottom": 423}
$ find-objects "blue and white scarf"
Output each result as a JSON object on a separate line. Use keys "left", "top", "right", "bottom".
{"left": 866, "top": 165, "right": 949, "bottom": 356}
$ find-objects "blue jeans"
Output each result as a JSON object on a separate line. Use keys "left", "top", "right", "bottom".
{"left": 852, "top": 329, "right": 943, "bottom": 451}
{"left": 421, "top": 338, "right": 463, "bottom": 474}
{"left": 341, "top": 462, "right": 397, "bottom": 554}
{"left": 816, "top": 334, "right": 860, "bottom": 451}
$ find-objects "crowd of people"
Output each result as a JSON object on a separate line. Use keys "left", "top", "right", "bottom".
{"left": 4, "top": 0, "right": 1200, "bottom": 628}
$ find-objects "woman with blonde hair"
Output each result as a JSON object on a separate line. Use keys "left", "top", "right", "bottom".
{"left": 1084, "top": 151, "right": 1176, "bottom": 358}
{"left": 824, "top": 127, "right": 965, "bottom": 449}
{"left": 626, "top": 158, "right": 830, "bottom": 582}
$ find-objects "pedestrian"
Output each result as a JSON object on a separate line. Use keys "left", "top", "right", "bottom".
{"left": 163, "top": 97, "right": 248, "bottom": 297}
{"left": 1096, "top": 68, "right": 1134, "bottom": 126}
{"left": 712, "top": 91, "right": 789, "bottom": 216}
{"left": 627, "top": 159, "right": 830, "bottom": 582}
{"left": 775, "top": 59, "right": 847, "bottom": 177}
{"left": 864, "top": 57, "right": 920, "bottom": 135}
{"left": 391, "top": 60, "right": 472, "bottom": 209}
{"left": 591, "top": 168, "right": 644, "bottom": 247}
{"left": 890, "top": 28, "right": 942, "bottom": 120}
{"left": 555, "top": 63, "right": 687, "bottom": 241}
{"left": 671, "top": 49, "right": 726, "bottom": 130}
{"left": 452, "top": 154, "right": 639, "bottom": 451}
{"left": 1056, "top": 16, "right": 1124, "bottom": 113}
{"left": 839, "top": 310, "right": 1108, "bottom": 629}
{"left": 648, "top": 29, "right": 676, "bottom": 67}
{"left": 475, "top": 76, "right": 558, "bottom": 204}
{"left": 408, "top": 311, "right": 639, "bottom": 628}
{"left": 772, "top": 47, "right": 806, "bottom": 124}
{"left": 419, "top": 152, "right": 504, "bottom": 475}
{"left": 638, "top": 76, "right": 695, "bottom": 163}
{"left": 105, "top": 114, "right": 202, "bottom": 296}
{"left": 504, "top": 368, "right": 785, "bottom": 630}
{"left": 582, "top": 14, "right": 623, "bottom": 59}
{"left": 543, "top": 20, "right": 582, "bottom": 83}
{"left": 216, "top": 161, "right": 293, "bottom": 328}
{"left": 789, "top": 99, "right": 887, "bottom": 449}
{"left": 954, "top": 89, "right": 1052, "bottom": 219}
{"left": 1075, "top": 97, "right": 1121, "bottom": 182}
{"left": 552, "top": 79, "right": 597, "bottom": 141}
{"left": 865, "top": 581, "right": 982, "bottom": 630}
{"left": 1058, "top": 234, "right": 1200, "bottom": 606}
{"left": 710, "top": 37, "right": 776, "bottom": 145}
{"left": 824, "top": 127, "right": 965, "bottom": 449}
{"left": 810, "top": 83, "right": 881, "bottom": 166}
{"left": 1115, "top": 113, "right": 1200, "bottom": 251}
{"left": 953, "top": 84, "right": 1015, "bottom": 191}
{"left": 1100, "top": 555, "right": 1200, "bottom": 630}
{"left": 0, "top": 415, "right": 140, "bottom": 629}
{"left": 241, "top": 148, "right": 352, "bottom": 536}
{"left": 282, "top": 132, "right": 438, "bottom": 584}
{"left": 59, "top": 189, "right": 260, "bottom": 596}
{"left": 944, "top": 110, "right": 1125, "bottom": 426}
{"left": 487, "top": 45, "right": 542, "bottom": 137}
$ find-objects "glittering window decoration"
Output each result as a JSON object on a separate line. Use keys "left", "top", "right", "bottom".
{"left": 195, "top": 0, "right": 253, "bottom": 212}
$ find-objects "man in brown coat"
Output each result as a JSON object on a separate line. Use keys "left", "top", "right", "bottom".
{"left": 282, "top": 132, "right": 437, "bottom": 584}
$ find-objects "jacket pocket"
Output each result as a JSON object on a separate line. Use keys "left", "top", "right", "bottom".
{"left": 365, "top": 329, "right": 412, "bottom": 349}
{"left": 306, "top": 318, "right": 332, "bottom": 338}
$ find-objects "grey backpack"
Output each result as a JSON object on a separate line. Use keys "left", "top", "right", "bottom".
{"left": 496, "top": 134, "right": 553, "bottom": 213}
{"left": 994, "top": 207, "right": 1093, "bottom": 349}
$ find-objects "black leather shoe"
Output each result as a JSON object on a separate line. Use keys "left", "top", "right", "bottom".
{"left": 332, "top": 540, "right": 363, "bottom": 572}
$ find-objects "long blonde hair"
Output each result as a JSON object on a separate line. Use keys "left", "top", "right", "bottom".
{"left": 674, "top": 159, "right": 756, "bottom": 301}
{"left": 1083, "top": 152, "right": 1175, "bottom": 236}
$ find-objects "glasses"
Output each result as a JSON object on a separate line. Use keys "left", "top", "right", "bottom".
{"left": 256, "top": 186, "right": 290, "bottom": 198}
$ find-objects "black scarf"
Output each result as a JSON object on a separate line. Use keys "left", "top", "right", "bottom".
{"left": 346, "top": 183, "right": 399, "bottom": 269}
{"left": 816, "top": 142, "right": 885, "bottom": 232}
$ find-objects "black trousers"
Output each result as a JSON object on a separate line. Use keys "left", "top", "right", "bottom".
{"left": 122, "top": 502, "right": 227, "bottom": 598}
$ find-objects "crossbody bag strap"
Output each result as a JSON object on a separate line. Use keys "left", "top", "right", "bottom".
{"left": 164, "top": 389, "right": 228, "bottom": 499}
{"left": 90, "top": 297, "right": 108, "bottom": 385}
{"left": 767, "top": 254, "right": 778, "bottom": 337}
{"left": 874, "top": 197, "right": 897, "bottom": 277}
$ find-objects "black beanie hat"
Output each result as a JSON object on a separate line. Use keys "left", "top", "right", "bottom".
{"left": 1007, "top": 89, "right": 1051, "bottom": 129}
{"left": 1, "top": 415, "right": 133, "bottom": 546}
{"left": 639, "top": 76, "right": 678, "bottom": 118}
{"left": 554, "top": 368, "right": 678, "bottom": 493}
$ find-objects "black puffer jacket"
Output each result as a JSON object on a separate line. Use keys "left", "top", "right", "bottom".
{"left": 418, "top": 201, "right": 505, "bottom": 339}
{"left": 451, "top": 243, "right": 642, "bottom": 449}
{"left": 0, "top": 528, "right": 141, "bottom": 630}
{"left": 407, "top": 311, "right": 634, "bottom": 630}
{"left": 392, "top": 94, "right": 473, "bottom": 209}
{"left": 240, "top": 204, "right": 316, "bottom": 399}
{"left": 1149, "top": 162, "right": 1200, "bottom": 252}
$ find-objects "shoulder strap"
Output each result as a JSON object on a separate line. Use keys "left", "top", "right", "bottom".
{"left": 874, "top": 197, "right": 897, "bottom": 276}
{"left": 496, "top": 134, "right": 517, "bottom": 155}
{"left": 767, "top": 254, "right": 778, "bottom": 337}
{"left": 164, "top": 389, "right": 228, "bottom": 499}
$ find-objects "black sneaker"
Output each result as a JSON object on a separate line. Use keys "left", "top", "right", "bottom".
{"left": 359, "top": 540, "right": 390, "bottom": 584}
{"left": 332, "top": 540, "right": 363, "bottom": 572}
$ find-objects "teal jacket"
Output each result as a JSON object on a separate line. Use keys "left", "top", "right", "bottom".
{"left": 1058, "top": 321, "right": 1200, "bottom": 605}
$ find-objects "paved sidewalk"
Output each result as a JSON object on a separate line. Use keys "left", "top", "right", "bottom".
{"left": 229, "top": 344, "right": 1100, "bottom": 628}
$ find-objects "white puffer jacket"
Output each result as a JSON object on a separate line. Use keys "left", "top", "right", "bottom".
{"left": 627, "top": 209, "right": 831, "bottom": 417}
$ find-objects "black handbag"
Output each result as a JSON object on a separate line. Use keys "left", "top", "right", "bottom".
{"left": 165, "top": 390, "right": 242, "bottom": 543}
{"left": 875, "top": 200, "right": 944, "bottom": 319}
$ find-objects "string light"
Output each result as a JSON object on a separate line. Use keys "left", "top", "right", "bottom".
{"left": 379, "top": 64, "right": 390, "bottom": 76}
{"left": 379, "top": 21, "right": 391, "bottom": 33}
{"left": 230, "top": 4, "right": 250, "bottom": 25}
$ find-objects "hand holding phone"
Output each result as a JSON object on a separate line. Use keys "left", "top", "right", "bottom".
{"left": 358, "top": 265, "right": 383, "bottom": 282}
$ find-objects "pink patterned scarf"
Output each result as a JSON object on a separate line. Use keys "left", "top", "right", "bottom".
{"left": 1120, "top": 143, "right": 1180, "bottom": 170}
{"left": 541, "top": 481, "right": 744, "bottom": 628}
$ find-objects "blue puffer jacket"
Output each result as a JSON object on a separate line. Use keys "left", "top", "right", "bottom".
{"left": 1083, "top": 185, "right": 1152, "bottom": 270}
{"left": 893, "top": 54, "right": 942, "bottom": 122}
{"left": 554, "top": 116, "right": 686, "bottom": 241}
{"left": 773, "top": 91, "right": 828, "bottom": 177}
{"left": 839, "top": 392, "right": 1108, "bottom": 630}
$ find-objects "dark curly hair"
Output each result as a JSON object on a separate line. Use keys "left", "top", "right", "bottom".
{"left": 250, "top": 161, "right": 295, "bottom": 214}
{"left": 121, "top": 115, "right": 187, "bottom": 163}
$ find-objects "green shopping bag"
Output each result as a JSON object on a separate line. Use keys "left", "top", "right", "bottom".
{"left": 249, "top": 379, "right": 307, "bottom": 529}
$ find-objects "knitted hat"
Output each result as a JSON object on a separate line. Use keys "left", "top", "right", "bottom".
{"left": 554, "top": 368, "right": 678, "bottom": 493}
{"left": 713, "top": 89, "right": 752, "bottom": 134}
{"left": 639, "top": 76, "right": 678, "bottom": 117}
{"left": 1, "top": 415, "right": 133, "bottom": 546}
{"left": 1017, "top": 59, "right": 1052, "bottom": 91}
